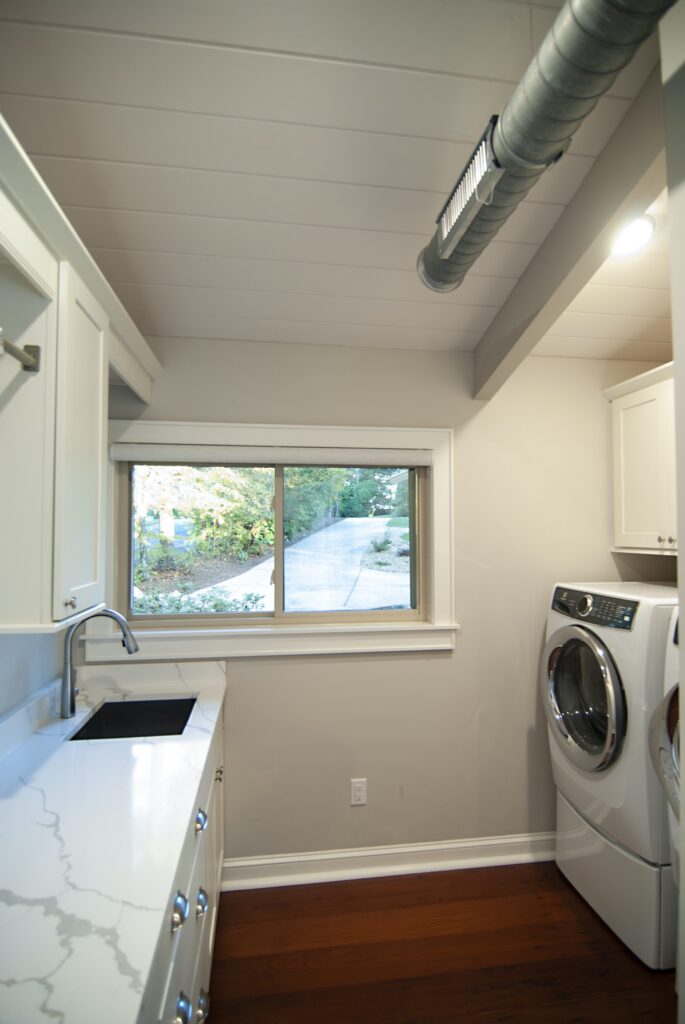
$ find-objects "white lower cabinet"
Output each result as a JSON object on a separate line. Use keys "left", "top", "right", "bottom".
{"left": 144, "top": 718, "right": 224, "bottom": 1024}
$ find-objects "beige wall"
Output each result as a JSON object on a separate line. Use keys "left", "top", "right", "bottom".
{"left": 112, "top": 342, "right": 670, "bottom": 857}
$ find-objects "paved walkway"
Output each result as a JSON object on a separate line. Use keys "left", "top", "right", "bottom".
{"left": 194, "top": 517, "right": 410, "bottom": 611}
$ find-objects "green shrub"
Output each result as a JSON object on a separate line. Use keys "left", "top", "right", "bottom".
{"left": 132, "top": 590, "right": 264, "bottom": 615}
{"left": 371, "top": 533, "right": 392, "bottom": 552}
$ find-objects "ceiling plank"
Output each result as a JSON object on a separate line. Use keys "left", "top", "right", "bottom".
{"left": 132, "top": 313, "right": 480, "bottom": 351}
{"left": 111, "top": 280, "right": 499, "bottom": 333}
{"left": 472, "top": 69, "right": 667, "bottom": 400}
{"left": 66, "top": 205, "right": 540, "bottom": 277}
{"left": 533, "top": 337, "right": 671, "bottom": 360}
{"left": 0, "top": 1, "right": 534, "bottom": 82}
{"left": 91, "top": 248, "right": 517, "bottom": 307}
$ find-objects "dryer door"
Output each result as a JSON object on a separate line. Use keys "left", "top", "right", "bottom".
{"left": 541, "top": 625, "right": 627, "bottom": 772}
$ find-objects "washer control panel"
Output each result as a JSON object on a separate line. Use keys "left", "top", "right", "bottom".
{"left": 552, "top": 586, "right": 638, "bottom": 630}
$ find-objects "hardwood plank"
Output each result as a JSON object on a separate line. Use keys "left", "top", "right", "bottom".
{"left": 209, "top": 865, "right": 676, "bottom": 1023}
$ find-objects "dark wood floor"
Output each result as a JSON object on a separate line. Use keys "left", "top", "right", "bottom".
{"left": 209, "top": 862, "right": 677, "bottom": 1023}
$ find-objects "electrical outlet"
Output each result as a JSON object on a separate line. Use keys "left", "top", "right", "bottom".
{"left": 350, "top": 778, "right": 367, "bottom": 806}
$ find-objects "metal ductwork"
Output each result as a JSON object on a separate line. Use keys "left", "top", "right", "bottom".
{"left": 417, "top": 0, "right": 676, "bottom": 293}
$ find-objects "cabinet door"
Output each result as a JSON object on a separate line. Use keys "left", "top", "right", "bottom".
{"left": 0, "top": 187, "right": 58, "bottom": 628}
{"left": 52, "top": 263, "right": 109, "bottom": 619}
{"left": 612, "top": 379, "right": 676, "bottom": 551}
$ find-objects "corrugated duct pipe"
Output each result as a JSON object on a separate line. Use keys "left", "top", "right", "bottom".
{"left": 417, "top": 0, "right": 677, "bottom": 292}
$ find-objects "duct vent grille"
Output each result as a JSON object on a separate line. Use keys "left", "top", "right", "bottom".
{"left": 436, "top": 116, "right": 504, "bottom": 260}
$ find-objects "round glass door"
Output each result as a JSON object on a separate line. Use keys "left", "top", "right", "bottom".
{"left": 541, "top": 625, "right": 626, "bottom": 772}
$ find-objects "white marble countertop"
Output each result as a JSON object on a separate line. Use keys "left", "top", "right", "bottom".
{"left": 0, "top": 660, "right": 226, "bottom": 1024}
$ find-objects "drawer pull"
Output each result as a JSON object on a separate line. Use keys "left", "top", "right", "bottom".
{"left": 195, "top": 887, "right": 209, "bottom": 918}
{"left": 196, "top": 989, "right": 210, "bottom": 1023}
{"left": 173, "top": 992, "right": 192, "bottom": 1024}
{"left": 194, "top": 808, "right": 209, "bottom": 834}
{"left": 170, "top": 891, "right": 190, "bottom": 933}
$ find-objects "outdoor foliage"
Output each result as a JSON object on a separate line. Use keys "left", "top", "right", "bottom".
{"left": 340, "top": 468, "right": 396, "bottom": 518}
{"left": 132, "top": 589, "right": 264, "bottom": 615}
{"left": 131, "top": 464, "right": 413, "bottom": 610}
{"left": 283, "top": 466, "right": 347, "bottom": 542}
{"left": 132, "top": 465, "right": 275, "bottom": 568}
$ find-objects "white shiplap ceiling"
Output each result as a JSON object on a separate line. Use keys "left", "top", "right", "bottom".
{"left": 0, "top": 0, "right": 670, "bottom": 361}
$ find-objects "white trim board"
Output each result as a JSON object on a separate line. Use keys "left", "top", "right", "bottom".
{"left": 91, "top": 419, "right": 456, "bottom": 661}
{"left": 221, "top": 833, "right": 556, "bottom": 891}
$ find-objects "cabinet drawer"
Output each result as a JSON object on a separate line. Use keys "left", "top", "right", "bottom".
{"left": 141, "top": 729, "right": 220, "bottom": 1022}
{"left": 158, "top": 842, "right": 209, "bottom": 1024}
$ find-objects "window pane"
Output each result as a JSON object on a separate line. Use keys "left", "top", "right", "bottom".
{"left": 130, "top": 465, "right": 274, "bottom": 615}
{"left": 283, "top": 467, "right": 416, "bottom": 613}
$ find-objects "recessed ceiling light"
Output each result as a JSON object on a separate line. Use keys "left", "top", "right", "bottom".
{"left": 611, "top": 215, "right": 655, "bottom": 256}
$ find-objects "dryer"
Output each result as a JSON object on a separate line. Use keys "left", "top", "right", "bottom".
{"left": 541, "top": 582, "right": 678, "bottom": 969}
{"left": 650, "top": 607, "right": 680, "bottom": 884}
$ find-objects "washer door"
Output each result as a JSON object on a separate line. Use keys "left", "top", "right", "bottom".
{"left": 541, "top": 624, "right": 627, "bottom": 772}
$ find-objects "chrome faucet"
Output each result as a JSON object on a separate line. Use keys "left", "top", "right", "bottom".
{"left": 61, "top": 607, "right": 140, "bottom": 718}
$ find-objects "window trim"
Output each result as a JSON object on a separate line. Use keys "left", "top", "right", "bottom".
{"left": 86, "top": 421, "right": 458, "bottom": 660}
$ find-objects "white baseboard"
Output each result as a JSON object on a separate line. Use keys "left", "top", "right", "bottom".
{"left": 221, "top": 831, "right": 556, "bottom": 891}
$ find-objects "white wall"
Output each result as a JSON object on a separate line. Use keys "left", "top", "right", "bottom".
{"left": 659, "top": 6, "right": 685, "bottom": 1016}
{"left": 111, "top": 341, "right": 670, "bottom": 859}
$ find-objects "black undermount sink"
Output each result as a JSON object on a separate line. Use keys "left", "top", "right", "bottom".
{"left": 70, "top": 697, "right": 196, "bottom": 741}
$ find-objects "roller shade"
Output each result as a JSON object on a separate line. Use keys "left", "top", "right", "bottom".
{"left": 110, "top": 443, "right": 432, "bottom": 467}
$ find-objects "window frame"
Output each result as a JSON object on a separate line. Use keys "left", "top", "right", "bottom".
{"left": 86, "top": 421, "right": 458, "bottom": 661}
{"left": 120, "top": 462, "right": 426, "bottom": 627}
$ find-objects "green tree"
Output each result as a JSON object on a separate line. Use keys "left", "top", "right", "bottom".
{"left": 339, "top": 468, "right": 396, "bottom": 517}
{"left": 132, "top": 465, "right": 275, "bottom": 569}
{"left": 283, "top": 467, "right": 347, "bottom": 542}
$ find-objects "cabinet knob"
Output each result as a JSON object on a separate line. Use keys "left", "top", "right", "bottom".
{"left": 215, "top": 766, "right": 224, "bottom": 782}
{"left": 658, "top": 535, "right": 666, "bottom": 543}
{"left": 194, "top": 808, "right": 209, "bottom": 834}
{"left": 64, "top": 597, "right": 77, "bottom": 609}
{"left": 195, "top": 887, "right": 209, "bottom": 918}
{"left": 170, "top": 891, "right": 190, "bottom": 932}
{"left": 173, "top": 992, "right": 192, "bottom": 1024}
{"left": 668, "top": 536, "right": 677, "bottom": 545}
{"left": 196, "top": 989, "right": 210, "bottom": 1024}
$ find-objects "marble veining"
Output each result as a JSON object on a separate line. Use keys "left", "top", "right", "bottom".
{"left": 0, "top": 661, "right": 226, "bottom": 1024}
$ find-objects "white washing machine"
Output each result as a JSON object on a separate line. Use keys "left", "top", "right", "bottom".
{"left": 541, "top": 582, "right": 678, "bottom": 969}
{"left": 650, "top": 607, "right": 680, "bottom": 884}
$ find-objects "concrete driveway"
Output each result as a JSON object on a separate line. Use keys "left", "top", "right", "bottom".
{"left": 194, "top": 516, "right": 411, "bottom": 611}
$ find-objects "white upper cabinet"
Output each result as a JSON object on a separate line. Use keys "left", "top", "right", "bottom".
{"left": 52, "top": 264, "right": 108, "bottom": 620}
{"left": 0, "top": 112, "right": 158, "bottom": 630}
{"left": 605, "top": 366, "right": 677, "bottom": 553}
{"left": 0, "top": 204, "right": 109, "bottom": 629}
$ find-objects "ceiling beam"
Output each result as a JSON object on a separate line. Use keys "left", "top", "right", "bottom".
{"left": 472, "top": 68, "right": 666, "bottom": 400}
